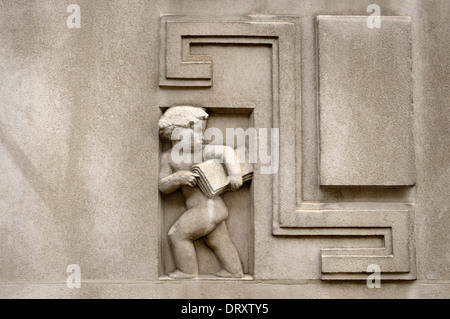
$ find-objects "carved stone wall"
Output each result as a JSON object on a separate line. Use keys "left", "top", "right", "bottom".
{"left": 0, "top": 0, "right": 449, "bottom": 298}
{"left": 159, "top": 15, "right": 415, "bottom": 280}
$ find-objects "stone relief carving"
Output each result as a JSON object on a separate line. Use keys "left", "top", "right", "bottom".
{"left": 158, "top": 106, "right": 248, "bottom": 279}
{"left": 158, "top": 15, "right": 416, "bottom": 281}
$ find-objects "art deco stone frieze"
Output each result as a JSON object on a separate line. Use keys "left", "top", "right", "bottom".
{"left": 159, "top": 15, "right": 416, "bottom": 281}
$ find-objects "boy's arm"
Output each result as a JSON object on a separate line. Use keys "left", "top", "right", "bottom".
{"left": 204, "top": 145, "right": 243, "bottom": 190}
{"left": 159, "top": 151, "right": 198, "bottom": 194}
{"left": 223, "top": 146, "right": 243, "bottom": 190}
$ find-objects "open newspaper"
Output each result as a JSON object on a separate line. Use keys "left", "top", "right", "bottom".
{"left": 191, "top": 159, "right": 253, "bottom": 198}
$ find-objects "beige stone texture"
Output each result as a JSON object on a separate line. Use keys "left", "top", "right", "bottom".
{"left": 318, "top": 16, "right": 415, "bottom": 187}
{"left": 0, "top": 0, "right": 449, "bottom": 298}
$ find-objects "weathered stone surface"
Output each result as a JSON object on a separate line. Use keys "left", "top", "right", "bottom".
{"left": 0, "top": 0, "right": 448, "bottom": 299}
{"left": 318, "top": 16, "right": 415, "bottom": 187}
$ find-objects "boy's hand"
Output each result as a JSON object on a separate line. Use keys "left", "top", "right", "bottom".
{"left": 176, "top": 171, "right": 199, "bottom": 187}
{"left": 228, "top": 175, "right": 243, "bottom": 191}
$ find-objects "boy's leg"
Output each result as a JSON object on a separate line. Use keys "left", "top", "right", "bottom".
{"left": 204, "top": 221, "right": 243, "bottom": 277}
{"left": 168, "top": 200, "right": 228, "bottom": 278}
{"left": 168, "top": 228, "right": 197, "bottom": 278}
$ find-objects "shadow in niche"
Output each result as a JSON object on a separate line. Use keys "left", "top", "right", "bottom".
{"left": 159, "top": 110, "right": 254, "bottom": 278}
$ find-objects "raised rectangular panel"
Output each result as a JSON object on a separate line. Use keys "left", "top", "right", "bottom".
{"left": 160, "top": 15, "right": 416, "bottom": 281}
{"left": 318, "top": 16, "right": 415, "bottom": 187}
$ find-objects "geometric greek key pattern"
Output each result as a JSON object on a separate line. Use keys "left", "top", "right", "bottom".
{"left": 160, "top": 15, "right": 416, "bottom": 280}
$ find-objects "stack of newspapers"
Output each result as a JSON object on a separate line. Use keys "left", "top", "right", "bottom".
{"left": 191, "top": 159, "right": 253, "bottom": 198}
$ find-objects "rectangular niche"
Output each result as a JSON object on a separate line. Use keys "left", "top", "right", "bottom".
{"left": 160, "top": 110, "right": 254, "bottom": 278}
{"left": 317, "top": 16, "right": 415, "bottom": 187}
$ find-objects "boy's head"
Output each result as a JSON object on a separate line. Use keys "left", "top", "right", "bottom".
{"left": 159, "top": 106, "right": 209, "bottom": 142}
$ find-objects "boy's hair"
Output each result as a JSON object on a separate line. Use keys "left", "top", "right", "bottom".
{"left": 158, "top": 106, "right": 209, "bottom": 141}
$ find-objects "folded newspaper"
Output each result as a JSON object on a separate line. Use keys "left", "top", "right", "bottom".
{"left": 191, "top": 159, "right": 253, "bottom": 198}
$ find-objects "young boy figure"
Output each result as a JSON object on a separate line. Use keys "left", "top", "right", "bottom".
{"left": 158, "top": 106, "right": 244, "bottom": 279}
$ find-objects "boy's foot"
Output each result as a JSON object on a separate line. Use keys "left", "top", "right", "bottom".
{"left": 215, "top": 269, "right": 244, "bottom": 278}
{"left": 168, "top": 269, "right": 197, "bottom": 279}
